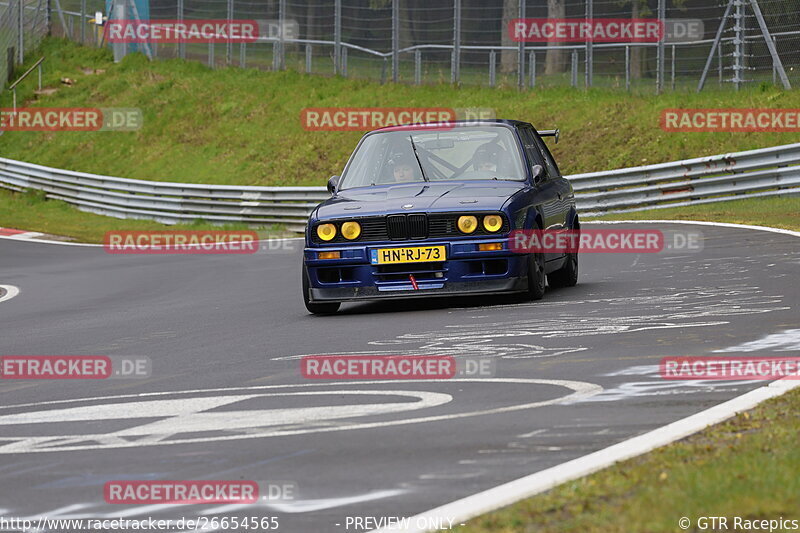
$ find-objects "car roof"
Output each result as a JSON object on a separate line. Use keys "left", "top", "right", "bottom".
{"left": 373, "top": 119, "right": 533, "bottom": 133}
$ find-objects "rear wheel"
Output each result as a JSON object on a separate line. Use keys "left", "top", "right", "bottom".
{"left": 302, "top": 264, "right": 340, "bottom": 314}
{"left": 548, "top": 223, "right": 579, "bottom": 288}
{"left": 548, "top": 251, "right": 578, "bottom": 288}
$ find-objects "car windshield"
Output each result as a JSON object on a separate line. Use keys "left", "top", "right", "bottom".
{"left": 338, "top": 126, "right": 526, "bottom": 189}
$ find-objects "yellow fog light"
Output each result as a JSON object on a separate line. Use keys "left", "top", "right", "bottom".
{"left": 457, "top": 215, "right": 478, "bottom": 234}
{"left": 341, "top": 221, "right": 361, "bottom": 240}
{"left": 318, "top": 251, "right": 341, "bottom": 260}
{"left": 316, "top": 223, "right": 337, "bottom": 241}
{"left": 483, "top": 215, "right": 503, "bottom": 232}
{"left": 479, "top": 243, "right": 503, "bottom": 251}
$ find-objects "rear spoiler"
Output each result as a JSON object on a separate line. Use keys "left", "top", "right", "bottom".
{"left": 537, "top": 129, "right": 560, "bottom": 144}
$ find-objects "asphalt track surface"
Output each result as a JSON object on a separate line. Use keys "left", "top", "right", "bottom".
{"left": 0, "top": 221, "right": 798, "bottom": 533}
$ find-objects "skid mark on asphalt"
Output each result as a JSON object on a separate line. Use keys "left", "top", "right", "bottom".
{"left": 564, "top": 364, "right": 760, "bottom": 404}
{"left": 713, "top": 328, "right": 800, "bottom": 352}
{"left": 272, "top": 284, "right": 789, "bottom": 365}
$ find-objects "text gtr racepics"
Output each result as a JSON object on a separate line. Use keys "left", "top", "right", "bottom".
{"left": 302, "top": 119, "right": 578, "bottom": 314}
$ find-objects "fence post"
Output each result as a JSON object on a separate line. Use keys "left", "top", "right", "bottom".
{"left": 415, "top": 48, "right": 421, "bottom": 85}
{"left": 585, "top": 0, "right": 592, "bottom": 88}
{"left": 656, "top": 0, "right": 665, "bottom": 93}
{"left": 529, "top": 50, "right": 535, "bottom": 88}
{"left": 177, "top": 0, "right": 185, "bottom": 59}
{"left": 305, "top": 43, "right": 312, "bottom": 73}
{"left": 240, "top": 42, "right": 246, "bottom": 68}
{"left": 334, "top": 0, "right": 341, "bottom": 74}
{"left": 278, "top": 0, "right": 285, "bottom": 70}
{"left": 226, "top": 0, "right": 233, "bottom": 65}
{"left": 671, "top": 44, "right": 675, "bottom": 90}
{"left": 341, "top": 46, "right": 347, "bottom": 77}
{"left": 718, "top": 39, "right": 722, "bottom": 84}
{"left": 517, "top": 0, "right": 525, "bottom": 89}
{"left": 772, "top": 35, "right": 776, "bottom": 85}
{"left": 625, "top": 45, "right": 630, "bottom": 91}
{"left": 489, "top": 49, "right": 495, "bottom": 87}
{"left": 451, "top": 0, "right": 460, "bottom": 84}
{"left": 391, "top": 0, "right": 399, "bottom": 82}
{"left": 18, "top": 0, "right": 24, "bottom": 64}
{"left": 80, "top": 0, "right": 86, "bottom": 44}
{"left": 735, "top": 3, "right": 744, "bottom": 88}
{"left": 571, "top": 49, "right": 578, "bottom": 87}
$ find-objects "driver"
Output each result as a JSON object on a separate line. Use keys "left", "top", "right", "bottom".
{"left": 390, "top": 155, "right": 421, "bottom": 183}
{"left": 473, "top": 143, "right": 502, "bottom": 173}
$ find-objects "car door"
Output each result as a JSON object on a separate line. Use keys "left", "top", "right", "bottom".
{"left": 531, "top": 130, "right": 572, "bottom": 232}
{"left": 517, "top": 126, "right": 563, "bottom": 262}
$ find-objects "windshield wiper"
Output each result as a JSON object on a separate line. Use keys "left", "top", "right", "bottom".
{"left": 409, "top": 136, "right": 430, "bottom": 182}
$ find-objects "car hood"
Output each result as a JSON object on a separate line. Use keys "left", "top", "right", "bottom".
{"left": 316, "top": 181, "right": 526, "bottom": 220}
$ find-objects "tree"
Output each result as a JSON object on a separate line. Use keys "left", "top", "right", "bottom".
{"left": 545, "top": 0, "right": 566, "bottom": 75}
{"left": 501, "top": 0, "right": 518, "bottom": 73}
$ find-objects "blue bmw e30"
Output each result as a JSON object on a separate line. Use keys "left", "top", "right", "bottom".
{"left": 302, "top": 119, "right": 579, "bottom": 314}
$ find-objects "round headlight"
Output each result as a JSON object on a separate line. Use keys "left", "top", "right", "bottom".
{"left": 483, "top": 215, "right": 503, "bottom": 232}
{"left": 457, "top": 215, "right": 478, "bottom": 234}
{"left": 316, "top": 223, "right": 337, "bottom": 241}
{"left": 341, "top": 221, "right": 361, "bottom": 240}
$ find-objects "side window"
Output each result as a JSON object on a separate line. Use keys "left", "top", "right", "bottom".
{"left": 533, "top": 135, "right": 561, "bottom": 178}
{"left": 517, "top": 127, "right": 546, "bottom": 177}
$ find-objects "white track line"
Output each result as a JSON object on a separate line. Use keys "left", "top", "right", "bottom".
{"left": 371, "top": 379, "right": 800, "bottom": 533}
{"left": 0, "top": 285, "right": 20, "bottom": 303}
{"left": 369, "top": 219, "right": 800, "bottom": 533}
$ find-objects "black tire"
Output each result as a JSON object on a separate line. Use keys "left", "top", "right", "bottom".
{"left": 302, "top": 265, "right": 340, "bottom": 314}
{"left": 548, "top": 251, "right": 578, "bottom": 288}
{"left": 527, "top": 250, "right": 546, "bottom": 301}
{"left": 548, "top": 223, "right": 579, "bottom": 288}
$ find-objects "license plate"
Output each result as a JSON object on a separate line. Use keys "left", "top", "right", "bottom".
{"left": 370, "top": 245, "right": 446, "bottom": 265}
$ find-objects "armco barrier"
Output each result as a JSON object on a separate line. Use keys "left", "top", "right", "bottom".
{"left": 1, "top": 142, "right": 799, "bottom": 232}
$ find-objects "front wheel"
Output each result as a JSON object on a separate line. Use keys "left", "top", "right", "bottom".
{"left": 302, "top": 265, "right": 340, "bottom": 314}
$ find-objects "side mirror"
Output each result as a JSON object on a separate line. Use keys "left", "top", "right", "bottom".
{"left": 327, "top": 175, "right": 340, "bottom": 195}
{"left": 531, "top": 165, "right": 544, "bottom": 184}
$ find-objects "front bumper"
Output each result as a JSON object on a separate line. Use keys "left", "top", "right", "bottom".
{"left": 304, "top": 237, "right": 528, "bottom": 303}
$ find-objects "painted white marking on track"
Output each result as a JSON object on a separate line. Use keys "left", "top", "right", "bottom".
{"left": 0, "top": 285, "right": 20, "bottom": 303}
{"left": 0, "top": 379, "right": 600, "bottom": 453}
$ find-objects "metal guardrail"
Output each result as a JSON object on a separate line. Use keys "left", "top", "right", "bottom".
{"left": 0, "top": 142, "right": 799, "bottom": 232}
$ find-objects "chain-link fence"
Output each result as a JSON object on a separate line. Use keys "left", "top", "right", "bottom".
{"left": 4, "top": 0, "right": 800, "bottom": 92}
{"left": 0, "top": 0, "right": 48, "bottom": 86}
